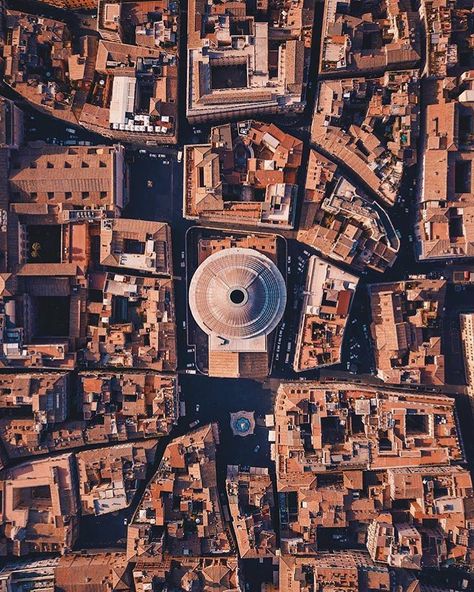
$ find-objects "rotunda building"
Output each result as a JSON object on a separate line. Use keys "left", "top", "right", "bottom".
{"left": 189, "top": 247, "right": 287, "bottom": 348}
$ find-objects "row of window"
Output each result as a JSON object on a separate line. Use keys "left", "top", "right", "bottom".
{"left": 24, "top": 191, "right": 108, "bottom": 199}
{"left": 27, "top": 161, "right": 108, "bottom": 169}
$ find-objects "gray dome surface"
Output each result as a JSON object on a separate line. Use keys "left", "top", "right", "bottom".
{"left": 189, "top": 247, "right": 287, "bottom": 340}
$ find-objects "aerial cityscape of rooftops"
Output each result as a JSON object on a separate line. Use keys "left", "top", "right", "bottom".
{"left": 0, "top": 0, "right": 474, "bottom": 590}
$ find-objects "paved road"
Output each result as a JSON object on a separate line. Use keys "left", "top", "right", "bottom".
{"left": 74, "top": 376, "right": 275, "bottom": 551}
{"left": 2, "top": 0, "right": 474, "bottom": 588}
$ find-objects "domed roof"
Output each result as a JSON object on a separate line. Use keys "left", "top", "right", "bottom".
{"left": 189, "top": 247, "right": 287, "bottom": 341}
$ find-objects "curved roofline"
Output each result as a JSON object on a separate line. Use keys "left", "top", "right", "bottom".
{"left": 189, "top": 247, "right": 287, "bottom": 340}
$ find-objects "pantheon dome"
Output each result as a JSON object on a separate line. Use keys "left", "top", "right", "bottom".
{"left": 189, "top": 247, "right": 287, "bottom": 341}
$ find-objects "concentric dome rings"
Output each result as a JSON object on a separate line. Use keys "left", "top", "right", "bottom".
{"left": 189, "top": 247, "right": 287, "bottom": 340}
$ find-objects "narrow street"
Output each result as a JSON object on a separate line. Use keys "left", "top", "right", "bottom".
{"left": 1, "top": 0, "right": 474, "bottom": 588}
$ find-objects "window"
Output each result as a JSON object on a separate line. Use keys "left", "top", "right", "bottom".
{"left": 82, "top": 191, "right": 90, "bottom": 199}
{"left": 99, "top": 161, "right": 107, "bottom": 168}
{"left": 47, "top": 192, "right": 54, "bottom": 200}
{"left": 30, "top": 192, "right": 37, "bottom": 199}
{"left": 65, "top": 192, "right": 72, "bottom": 199}
{"left": 81, "top": 161, "right": 89, "bottom": 168}
{"left": 100, "top": 191, "right": 107, "bottom": 199}
{"left": 47, "top": 162, "right": 54, "bottom": 169}
{"left": 64, "top": 161, "right": 72, "bottom": 168}
{"left": 30, "top": 162, "right": 37, "bottom": 169}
